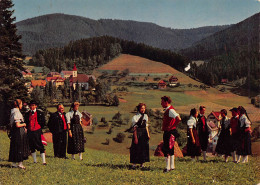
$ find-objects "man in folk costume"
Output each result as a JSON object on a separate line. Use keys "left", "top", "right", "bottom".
{"left": 161, "top": 96, "right": 181, "bottom": 173}
{"left": 24, "top": 100, "right": 46, "bottom": 165}
{"left": 48, "top": 104, "right": 68, "bottom": 158}
{"left": 197, "top": 106, "right": 209, "bottom": 161}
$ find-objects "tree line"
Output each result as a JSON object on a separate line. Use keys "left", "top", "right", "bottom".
{"left": 29, "top": 36, "right": 189, "bottom": 73}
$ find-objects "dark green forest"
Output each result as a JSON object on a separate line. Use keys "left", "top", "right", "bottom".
{"left": 29, "top": 36, "right": 189, "bottom": 73}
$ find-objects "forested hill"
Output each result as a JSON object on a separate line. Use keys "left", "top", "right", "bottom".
{"left": 181, "top": 12, "right": 259, "bottom": 60}
{"left": 182, "top": 13, "right": 259, "bottom": 93}
{"left": 16, "top": 13, "right": 230, "bottom": 55}
{"left": 29, "top": 36, "right": 189, "bottom": 73}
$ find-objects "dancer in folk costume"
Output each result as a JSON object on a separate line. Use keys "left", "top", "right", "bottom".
{"left": 130, "top": 103, "right": 150, "bottom": 169}
{"left": 186, "top": 108, "right": 201, "bottom": 161}
{"left": 161, "top": 96, "right": 181, "bottom": 173}
{"left": 8, "top": 99, "right": 30, "bottom": 169}
{"left": 197, "top": 106, "right": 209, "bottom": 161}
{"left": 215, "top": 109, "right": 232, "bottom": 162}
{"left": 229, "top": 107, "right": 241, "bottom": 162}
{"left": 237, "top": 106, "right": 252, "bottom": 163}
{"left": 66, "top": 102, "right": 85, "bottom": 160}
{"left": 48, "top": 104, "right": 68, "bottom": 158}
{"left": 24, "top": 100, "right": 46, "bottom": 165}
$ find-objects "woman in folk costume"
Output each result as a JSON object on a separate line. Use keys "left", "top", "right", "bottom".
{"left": 161, "top": 96, "right": 181, "bottom": 173}
{"left": 229, "top": 107, "right": 241, "bottom": 162}
{"left": 47, "top": 104, "right": 68, "bottom": 158}
{"left": 215, "top": 109, "right": 232, "bottom": 162}
{"left": 66, "top": 102, "right": 85, "bottom": 160}
{"left": 24, "top": 100, "right": 46, "bottom": 165}
{"left": 186, "top": 108, "right": 201, "bottom": 161}
{"left": 236, "top": 106, "right": 252, "bottom": 163}
{"left": 130, "top": 103, "right": 150, "bottom": 169}
{"left": 197, "top": 106, "right": 209, "bottom": 161}
{"left": 8, "top": 99, "right": 30, "bottom": 169}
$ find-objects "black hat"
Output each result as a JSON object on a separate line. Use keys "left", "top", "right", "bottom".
{"left": 29, "top": 100, "right": 38, "bottom": 105}
{"left": 229, "top": 107, "right": 238, "bottom": 112}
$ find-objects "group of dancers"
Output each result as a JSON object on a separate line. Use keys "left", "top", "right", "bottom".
{"left": 8, "top": 99, "right": 85, "bottom": 169}
{"left": 7, "top": 96, "right": 252, "bottom": 172}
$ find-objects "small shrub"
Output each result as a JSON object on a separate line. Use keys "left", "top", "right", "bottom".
{"left": 114, "top": 132, "right": 126, "bottom": 143}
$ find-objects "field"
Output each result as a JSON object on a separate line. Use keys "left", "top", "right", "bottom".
{"left": 0, "top": 131, "right": 259, "bottom": 184}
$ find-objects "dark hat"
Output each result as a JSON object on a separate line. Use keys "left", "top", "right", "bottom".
{"left": 229, "top": 107, "right": 238, "bottom": 112}
{"left": 29, "top": 100, "right": 38, "bottom": 105}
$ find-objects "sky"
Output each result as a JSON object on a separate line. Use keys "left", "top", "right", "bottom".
{"left": 13, "top": 0, "right": 260, "bottom": 29}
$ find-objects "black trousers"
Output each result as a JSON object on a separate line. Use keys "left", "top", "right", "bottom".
{"left": 52, "top": 131, "right": 67, "bottom": 158}
{"left": 28, "top": 129, "right": 45, "bottom": 153}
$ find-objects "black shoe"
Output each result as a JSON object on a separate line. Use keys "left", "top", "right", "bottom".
{"left": 163, "top": 169, "right": 170, "bottom": 173}
{"left": 43, "top": 163, "right": 47, "bottom": 165}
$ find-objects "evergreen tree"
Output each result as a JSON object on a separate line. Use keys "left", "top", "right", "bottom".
{"left": 0, "top": 0, "right": 29, "bottom": 125}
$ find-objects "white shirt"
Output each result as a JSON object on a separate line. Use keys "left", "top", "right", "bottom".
{"left": 164, "top": 106, "right": 179, "bottom": 118}
{"left": 187, "top": 116, "right": 197, "bottom": 129}
{"left": 239, "top": 114, "right": 251, "bottom": 128}
{"left": 10, "top": 108, "right": 24, "bottom": 124}
{"left": 66, "top": 110, "right": 82, "bottom": 123}
{"left": 132, "top": 113, "right": 148, "bottom": 127}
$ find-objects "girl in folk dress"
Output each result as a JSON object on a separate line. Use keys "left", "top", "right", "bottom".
{"left": 66, "top": 102, "right": 85, "bottom": 160}
{"left": 237, "top": 106, "right": 252, "bottom": 163}
{"left": 215, "top": 109, "right": 232, "bottom": 162}
{"left": 130, "top": 103, "right": 150, "bottom": 169}
{"left": 186, "top": 108, "right": 201, "bottom": 161}
{"left": 8, "top": 99, "right": 30, "bottom": 169}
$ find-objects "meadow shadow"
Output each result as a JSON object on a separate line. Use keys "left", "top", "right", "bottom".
{"left": 84, "top": 163, "right": 154, "bottom": 171}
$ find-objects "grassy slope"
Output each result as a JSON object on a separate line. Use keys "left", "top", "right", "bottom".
{"left": 0, "top": 131, "right": 259, "bottom": 184}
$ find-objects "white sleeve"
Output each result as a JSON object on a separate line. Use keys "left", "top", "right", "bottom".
{"left": 66, "top": 112, "right": 71, "bottom": 123}
{"left": 187, "top": 119, "right": 194, "bottom": 129}
{"left": 132, "top": 115, "right": 138, "bottom": 127}
{"left": 14, "top": 112, "right": 22, "bottom": 123}
{"left": 169, "top": 109, "right": 179, "bottom": 118}
{"left": 244, "top": 117, "right": 251, "bottom": 127}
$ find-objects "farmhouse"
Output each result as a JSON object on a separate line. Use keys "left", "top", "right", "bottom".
{"left": 158, "top": 80, "right": 167, "bottom": 89}
{"left": 169, "top": 75, "right": 178, "bottom": 87}
{"left": 82, "top": 111, "right": 92, "bottom": 126}
{"left": 61, "top": 71, "right": 74, "bottom": 79}
{"left": 69, "top": 64, "right": 89, "bottom": 90}
{"left": 46, "top": 77, "right": 65, "bottom": 87}
{"left": 31, "top": 80, "right": 46, "bottom": 88}
{"left": 47, "top": 72, "right": 61, "bottom": 78}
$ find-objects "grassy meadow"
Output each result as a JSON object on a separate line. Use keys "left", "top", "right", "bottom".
{"left": 0, "top": 131, "right": 259, "bottom": 184}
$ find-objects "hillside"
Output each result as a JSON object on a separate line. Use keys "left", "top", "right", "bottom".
{"left": 16, "top": 13, "right": 230, "bottom": 55}
{"left": 181, "top": 12, "right": 259, "bottom": 60}
{"left": 97, "top": 54, "right": 200, "bottom": 85}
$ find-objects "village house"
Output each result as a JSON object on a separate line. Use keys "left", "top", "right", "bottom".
{"left": 158, "top": 80, "right": 167, "bottom": 89}
{"left": 221, "top": 79, "right": 228, "bottom": 84}
{"left": 21, "top": 69, "right": 32, "bottom": 78}
{"left": 82, "top": 111, "right": 93, "bottom": 126}
{"left": 169, "top": 75, "right": 178, "bottom": 87}
{"left": 47, "top": 72, "right": 61, "bottom": 78}
{"left": 46, "top": 77, "right": 65, "bottom": 87}
{"left": 61, "top": 71, "right": 74, "bottom": 79}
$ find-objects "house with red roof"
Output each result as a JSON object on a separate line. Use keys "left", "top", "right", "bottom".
{"left": 47, "top": 72, "right": 61, "bottom": 78}
{"left": 158, "top": 80, "right": 167, "bottom": 89}
{"left": 61, "top": 71, "right": 74, "bottom": 79}
{"left": 169, "top": 75, "right": 178, "bottom": 87}
{"left": 21, "top": 69, "right": 32, "bottom": 78}
{"left": 31, "top": 80, "right": 46, "bottom": 88}
{"left": 46, "top": 77, "right": 65, "bottom": 87}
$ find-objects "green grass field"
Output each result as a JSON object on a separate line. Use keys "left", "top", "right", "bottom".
{"left": 0, "top": 131, "right": 259, "bottom": 184}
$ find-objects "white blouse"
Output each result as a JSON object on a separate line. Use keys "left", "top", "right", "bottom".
{"left": 132, "top": 113, "right": 148, "bottom": 127}
{"left": 164, "top": 106, "right": 179, "bottom": 118}
{"left": 10, "top": 108, "right": 24, "bottom": 125}
{"left": 66, "top": 110, "right": 82, "bottom": 123}
{"left": 187, "top": 116, "right": 197, "bottom": 129}
{"left": 239, "top": 114, "right": 251, "bottom": 128}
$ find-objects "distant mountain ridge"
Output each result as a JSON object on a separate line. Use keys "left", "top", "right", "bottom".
{"left": 16, "top": 13, "right": 230, "bottom": 55}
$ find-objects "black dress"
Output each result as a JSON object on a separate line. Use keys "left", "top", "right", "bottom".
{"left": 8, "top": 122, "right": 30, "bottom": 162}
{"left": 215, "top": 117, "right": 232, "bottom": 156}
{"left": 67, "top": 112, "right": 85, "bottom": 154}
{"left": 197, "top": 114, "right": 209, "bottom": 151}
{"left": 130, "top": 114, "right": 150, "bottom": 164}
{"left": 237, "top": 115, "right": 252, "bottom": 156}
{"left": 186, "top": 117, "right": 201, "bottom": 157}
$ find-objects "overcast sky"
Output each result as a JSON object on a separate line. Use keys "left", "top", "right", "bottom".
{"left": 13, "top": 0, "right": 259, "bottom": 29}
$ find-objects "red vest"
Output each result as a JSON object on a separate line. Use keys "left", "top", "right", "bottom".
{"left": 162, "top": 106, "right": 177, "bottom": 131}
{"left": 230, "top": 116, "right": 239, "bottom": 134}
{"left": 60, "top": 113, "right": 67, "bottom": 130}
{"left": 29, "top": 111, "right": 41, "bottom": 131}
{"left": 201, "top": 116, "right": 206, "bottom": 132}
